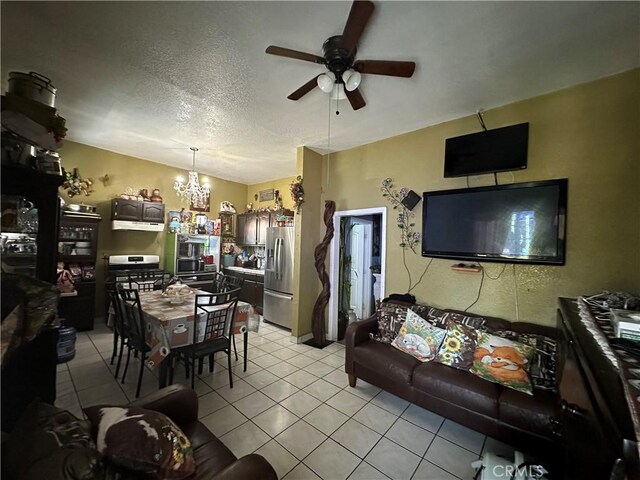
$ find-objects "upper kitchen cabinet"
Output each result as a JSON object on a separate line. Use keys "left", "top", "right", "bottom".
{"left": 111, "top": 198, "right": 164, "bottom": 223}
{"left": 236, "top": 211, "right": 272, "bottom": 245}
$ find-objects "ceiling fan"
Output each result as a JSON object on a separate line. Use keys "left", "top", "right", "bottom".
{"left": 265, "top": 0, "right": 416, "bottom": 111}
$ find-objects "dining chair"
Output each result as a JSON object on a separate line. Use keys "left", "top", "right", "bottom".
{"left": 106, "top": 283, "right": 129, "bottom": 379}
{"left": 210, "top": 274, "right": 244, "bottom": 360}
{"left": 117, "top": 285, "right": 151, "bottom": 398}
{"left": 169, "top": 294, "right": 239, "bottom": 390}
{"left": 127, "top": 269, "right": 167, "bottom": 292}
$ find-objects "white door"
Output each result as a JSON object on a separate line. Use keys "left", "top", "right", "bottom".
{"left": 349, "top": 218, "right": 374, "bottom": 320}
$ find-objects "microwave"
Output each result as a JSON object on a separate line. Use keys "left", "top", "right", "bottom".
{"left": 177, "top": 257, "right": 202, "bottom": 273}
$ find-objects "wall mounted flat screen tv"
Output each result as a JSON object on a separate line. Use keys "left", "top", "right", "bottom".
{"left": 444, "top": 123, "right": 529, "bottom": 177}
{"left": 422, "top": 179, "right": 567, "bottom": 265}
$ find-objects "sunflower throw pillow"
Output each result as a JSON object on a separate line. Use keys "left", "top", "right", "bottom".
{"left": 392, "top": 309, "right": 447, "bottom": 362}
{"left": 471, "top": 332, "right": 535, "bottom": 395}
{"left": 436, "top": 320, "right": 479, "bottom": 371}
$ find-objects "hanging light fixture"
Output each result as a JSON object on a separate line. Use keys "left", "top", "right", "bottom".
{"left": 174, "top": 147, "right": 210, "bottom": 206}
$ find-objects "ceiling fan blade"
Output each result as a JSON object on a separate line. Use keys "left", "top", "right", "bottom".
{"left": 341, "top": 0, "right": 375, "bottom": 56}
{"left": 354, "top": 60, "right": 416, "bottom": 77}
{"left": 266, "top": 46, "right": 325, "bottom": 65}
{"left": 287, "top": 76, "right": 320, "bottom": 101}
{"left": 345, "top": 88, "right": 366, "bottom": 110}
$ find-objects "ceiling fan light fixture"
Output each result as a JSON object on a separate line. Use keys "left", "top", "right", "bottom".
{"left": 343, "top": 69, "right": 361, "bottom": 91}
{"left": 330, "top": 83, "right": 347, "bottom": 101}
{"left": 317, "top": 72, "right": 336, "bottom": 93}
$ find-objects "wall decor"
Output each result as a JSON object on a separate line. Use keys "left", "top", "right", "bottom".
{"left": 258, "top": 188, "right": 275, "bottom": 202}
{"left": 190, "top": 192, "right": 210, "bottom": 212}
{"left": 61, "top": 167, "right": 93, "bottom": 197}
{"left": 381, "top": 178, "right": 419, "bottom": 252}
{"left": 290, "top": 176, "right": 304, "bottom": 214}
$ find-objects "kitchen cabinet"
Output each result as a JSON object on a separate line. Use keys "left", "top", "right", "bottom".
{"left": 224, "top": 268, "right": 264, "bottom": 314}
{"left": 57, "top": 212, "right": 102, "bottom": 331}
{"left": 236, "top": 211, "right": 272, "bottom": 246}
{"left": 111, "top": 198, "right": 165, "bottom": 223}
{"left": 219, "top": 212, "right": 234, "bottom": 240}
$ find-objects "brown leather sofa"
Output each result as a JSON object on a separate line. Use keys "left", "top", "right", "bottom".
{"left": 345, "top": 308, "right": 562, "bottom": 461}
{"left": 120, "top": 384, "right": 278, "bottom": 479}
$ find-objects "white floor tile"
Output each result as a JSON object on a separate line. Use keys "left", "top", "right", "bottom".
{"left": 272, "top": 348, "right": 300, "bottom": 360}
{"left": 411, "top": 460, "right": 459, "bottom": 480}
{"left": 219, "top": 421, "right": 270, "bottom": 457}
{"left": 261, "top": 379, "right": 300, "bottom": 402}
{"left": 215, "top": 379, "right": 256, "bottom": 403}
{"left": 365, "top": 437, "right": 422, "bottom": 480}
{"left": 326, "top": 389, "right": 367, "bottom": 417}
{"left": 385, "top": 418, "right": 435, "bottom": 457}
{"left": 253, "top": 404, "right": 300, "bottom": 437}
{"left": 303, "top": 361, "right": 335, "bottom": 377}
{"left": 303, "top": 379, "right": 342, "bottom": 402}
{"left": 347, "top": 380, "right": 382, "bottom": 401}
{"left": 255, "top": 439, "right": 300, "bottom": 479}
{"left": 287, "top": 354, "right": 317, "bottom": 368}
{"left": 370, "top": 390, "right": 411, "bottom": 416}
{"left": 268, "top": 361, "right": 300, "bottom": 378}
{"left": 233, "top": 391, "right": 276, "bottom": 418}
{"left": 198, "top": 390, "right": 229, "bottom": 418}
{"left": 482, "top": 436, "right": 515, "bottom": 459}
{"left": 438, "top": 419, "right": 486, "bottom": 454}
{"left": 303, "top": 403, "right": 349, "bottom": 435}
{"left": 400, "top": 404, "right": 444, "bottom": 433}
{"left": 320, "top": 353, "right": 345, "bottom": 368}
{"left": 423, "top": 437, "right": 479, "bottom": 480}
{"left": 275, "top": 420, "right": 327, "bottom": 460}
{"left": 349, "top": 461, "right": 391, "bottom": 480}
{"left": 353, "top": 403, "right": 398, "bottom": 434}
{"left": 200, "top": 404, "right": 248, "bottom": 437}
{"left": 283, "top": 462, "right": 321, "bottom": 480}
{"left": 284, "top": 370, "right": 318, "bottom": 389}
{"left": 331, "top": 419, "right": 382, "bottom": 459}
{"left": 280, "top": 391, "right": 322, "bottom": 418}
{"left": 303, "top": 438, "right": 361, "bottom": 480}
{"left": 243, "top": 369, "right": 280, "bottom": 389}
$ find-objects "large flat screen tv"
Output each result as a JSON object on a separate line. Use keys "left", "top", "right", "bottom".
{"left": 444, "top": 123, "right": 529, "bottom": 177}
{"left": 421, "top": 179, "right": 567, "bottom": 265}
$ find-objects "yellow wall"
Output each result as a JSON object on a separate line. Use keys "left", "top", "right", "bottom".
{"left": 320, "top": 69, "right": 640, "bottom": 327}
{"left": 58, "top": 141, "right": 247, "bottom": 315}
{"left": 292, "top": 147, "right": 323, "bottom": 338}
{"left": 246, "top": 176, "right": 297, "bottom": 213}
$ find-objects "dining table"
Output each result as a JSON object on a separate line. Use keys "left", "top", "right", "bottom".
{"left": 138, "top": 289, "right": 257, "bottom": 388}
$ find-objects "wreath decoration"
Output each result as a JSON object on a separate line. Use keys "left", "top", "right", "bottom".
{"left": 62, "top": 168, "right": 94, "bottom": 197}
{"left": 290, "top": 176, "right": 304, "bottom": 214}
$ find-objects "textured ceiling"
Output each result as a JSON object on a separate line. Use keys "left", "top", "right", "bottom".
{"left": 1, "top": 1, "right": 638, "bottom": 185}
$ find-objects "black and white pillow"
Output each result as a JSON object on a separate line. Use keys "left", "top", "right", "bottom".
{"left": 494, "top": 330, "right": 558, "bottom": 392}
{"left": 371, "top": 302, "right": 409, "bottom": 344}
{"left": 410, "top": 305, "right": 487, "bottom": 331}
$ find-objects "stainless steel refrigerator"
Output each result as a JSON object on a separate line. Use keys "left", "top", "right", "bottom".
{"left": 263, "top": 226, "right": 294, "bottom": 329}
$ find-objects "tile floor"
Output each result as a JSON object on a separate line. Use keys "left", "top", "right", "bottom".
{"left": 56, "top": 319, "right": 518, "bottom": 480}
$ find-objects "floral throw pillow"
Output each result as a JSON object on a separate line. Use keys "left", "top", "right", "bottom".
{"left": 392, "top": 309, "right": 447, "bottom": 362}
{"left": 84, "top": 406, "right": 195, "bottom": 479}
{"left": 371, "top": 302, "right": 409, "bottom": 344}
{"left": 471, "top": 332, "right": 535, "bottom": 395}
{"left": 436, "top": 320, "right": 479, "bottom": 371}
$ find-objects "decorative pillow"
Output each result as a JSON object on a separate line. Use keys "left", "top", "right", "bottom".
{"left": 494, "top": 330, "right": 558, "bottom": 392}
{"left": 4, "top": 401, "right": 103, "bottom": 480}
{"left": 391, "top": 309, "right": 447, "bottom": 362}
{"left": 371, "top": 301, "right": 409, "bottom": 344}
{"left": 471, "top": 332, "right": 535, "bottom": 395}
{"left": 84, "top": 405, "right": 196, "bottom": 480}
{"left": 436, "top": 320, "right": 479, "bottom": 370}
{"left": 410, "top": 305, "right": 487, "bottom": 331}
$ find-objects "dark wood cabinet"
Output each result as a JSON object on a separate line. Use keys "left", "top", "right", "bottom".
{"left": 58, "top": 212, "right": 101, "bottom": 331}
{"left": 1, "top": 165, "right": 64, "bottom": 283}
{"left": 237, "top": 211, "right": 275, "bottom": 245}
{"left": 557, "top": 298, "right": 638, "bottom": 479}
{"left": 224, "top": 268, "right": 264, "bottom": 314}
{"left": 256, "top": 212, "right": 270, "bottom": 245}
{"left": 219, "top": 212, "right": 234, "bottom": 239}
{"left": 112, "top": 198, "right": 165, "bottom": 223}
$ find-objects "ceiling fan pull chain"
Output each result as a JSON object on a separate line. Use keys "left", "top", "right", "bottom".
{"left": 335, "top": 95, "right": 340, "bottom": 116}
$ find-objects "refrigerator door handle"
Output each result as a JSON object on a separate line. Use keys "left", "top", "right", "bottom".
{"left": 275, "top": 238, "right": 282, "bottom": 280}
{"left": 265, "top": 290, "right": 293, "bottom": 301}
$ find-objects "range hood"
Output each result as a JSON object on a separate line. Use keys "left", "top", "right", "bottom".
{"left": 112, "top": 220, "right": 164, "bottom": 232}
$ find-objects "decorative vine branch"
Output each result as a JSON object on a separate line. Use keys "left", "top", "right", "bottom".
{"left": 380, "top": 178, "right": 420, "bottom": 253}
{"left": 311, "top": 200, "right": 336, "bottom": 346}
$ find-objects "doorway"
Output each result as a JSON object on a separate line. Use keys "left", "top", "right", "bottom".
{"left": 328, "top": 207, "right": 386, "bottom": 341}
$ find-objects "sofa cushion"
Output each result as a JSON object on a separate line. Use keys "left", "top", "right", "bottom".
{"left": 181, "top": 421, "right": 237, "bottom": 479}
{"left": 85, "top": 405, "right": 196, "bottom": 479}
{"left": 411, "top": 305, "right": 488, "bottom": 330}
{"left": 412, "top": 362, "right": 500, "bottom": 417}
{"left": 471, "top": 333, "right": 535, "bottom": 395}
{"left": 4, "top": 401, "right": 103, "bottom": 480}
{"left": 498, "top": 388, "right": 558, "bottom": 437}
{"left": 494, "top": 328, "right": 558, "bottom": 393}
{"left": 436, "top": 320, "right": 479, "bottom": 371}
{"left": 391, "top": 309, "right": 447, "bottom": 362}
{"left": 371, "top": 301, "right": 409, "bottom": 344}
{"left": 355, "top": 341, "right": 420, "bottom": 385}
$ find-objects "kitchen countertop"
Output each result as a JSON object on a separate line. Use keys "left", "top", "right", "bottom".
{"left": 225, "top": 266, "right": 265, "bottom": 276}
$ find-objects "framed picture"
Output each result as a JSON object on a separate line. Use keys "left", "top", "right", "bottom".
{"left": 259, "top": 189, "right": 275, "bottom": 202}
{"left": 190, "top": 193, "right": 211, "bottom": 212}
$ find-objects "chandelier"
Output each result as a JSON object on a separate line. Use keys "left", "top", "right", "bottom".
{"left": 174, "top": 147, "right": 210, "bottom": 207}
